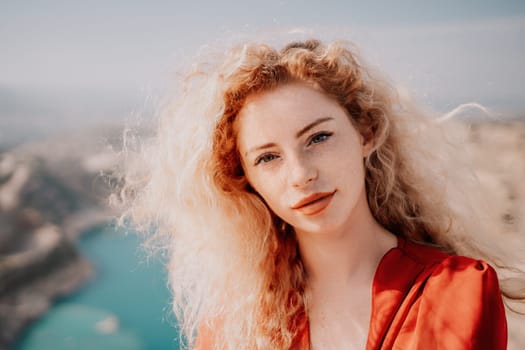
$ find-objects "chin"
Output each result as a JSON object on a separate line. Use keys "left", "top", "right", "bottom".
{"left": 293, "top": 219, "right": 343, "bottom": 236}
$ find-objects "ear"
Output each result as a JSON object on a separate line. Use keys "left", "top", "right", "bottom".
{"left": 361, "top": 133, "right": 375, "bottom": 157}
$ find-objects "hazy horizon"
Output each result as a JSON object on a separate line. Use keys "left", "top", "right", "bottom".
{"left": 2, "top": 1, "right": 525, "bottom": 146}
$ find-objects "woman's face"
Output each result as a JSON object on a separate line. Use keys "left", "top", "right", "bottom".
{"left": 236, "top": 82, "right": 372, "bottom": 236}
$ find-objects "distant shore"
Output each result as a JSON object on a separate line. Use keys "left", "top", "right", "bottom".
{"left": 1, "top": 119, "right": 524, "bottom": 349}
{"left": 0, "top": 125, "right": 123, "bottom": 348}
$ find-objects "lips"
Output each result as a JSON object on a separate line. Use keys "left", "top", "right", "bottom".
{"left": 291, "top": 191, "right": 336, "bottom": 215}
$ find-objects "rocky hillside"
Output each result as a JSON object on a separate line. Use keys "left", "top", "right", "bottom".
{"left": 0, "top": 120, "right": 523, "bottom": 349}
{"left": 467, "top": 121, "right": 525, "bottom": 350}
{"left": 0, "top": 125, "right": 124, "bottom": 348}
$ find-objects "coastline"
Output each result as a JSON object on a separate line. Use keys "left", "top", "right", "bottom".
{"left": 0, "top": 119, "right": 524, "bottom": 349}
{"left": 0, "top": 125, "right": 124, "bottom": 348}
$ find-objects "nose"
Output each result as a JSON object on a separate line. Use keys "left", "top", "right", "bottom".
{"left": 288, "top": 154, "right": 318, "bottom": 188}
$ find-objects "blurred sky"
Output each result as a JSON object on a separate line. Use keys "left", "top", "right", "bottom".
{"left": 1, "top": 0, "right": 525, "bottom": 146}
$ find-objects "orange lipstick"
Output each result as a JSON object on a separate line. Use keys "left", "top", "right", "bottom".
{"left": 291, "top": 191, "right": 336, "bottom": 216}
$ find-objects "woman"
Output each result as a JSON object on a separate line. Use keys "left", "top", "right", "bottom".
{"left": 119, "top": 39, "right": 520, "bottom": 349}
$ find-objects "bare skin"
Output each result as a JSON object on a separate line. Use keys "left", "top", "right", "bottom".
{"left": 237, "top": 82, "right": 397, "bottom": 349}
{"left": 301, "top": 203, "right": 396, "bottom": 350}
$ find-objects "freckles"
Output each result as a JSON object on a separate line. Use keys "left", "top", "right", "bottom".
{"left": 246, "top": 175, "right": 262, "bottom": 196}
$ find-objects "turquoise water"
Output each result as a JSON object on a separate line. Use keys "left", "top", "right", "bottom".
{"left": 13, "top": 224, "right": 179, "bottom": 350}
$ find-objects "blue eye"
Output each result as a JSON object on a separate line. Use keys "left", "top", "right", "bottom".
{"left": 254, "top": 153, "right": 279, "bottom": 165}
{"left": 309, "top": 132, "right": 333, "bottom": 145}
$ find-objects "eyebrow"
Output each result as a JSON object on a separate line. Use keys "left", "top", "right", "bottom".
{"left": 245, "top": 117, "right": 334, "bottom": 157}
{"left": 245, "top": 142, "right": 277, "bottom": 158}
{"left": 295, "top": 117, "right": 334, "bottom": 138}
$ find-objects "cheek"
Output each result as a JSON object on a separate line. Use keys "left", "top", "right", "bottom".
{"left": 247, "top": 174, "right": 272, "bottom": 200}
{"left": 245, "top": 172, "right": 284, "bottom": 211}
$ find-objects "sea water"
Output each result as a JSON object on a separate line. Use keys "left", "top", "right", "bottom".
{"left": 12, "top": 224, "right": 179, "bottom": 350}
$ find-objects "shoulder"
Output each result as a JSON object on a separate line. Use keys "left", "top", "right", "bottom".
{"left": 396, "top": 238, "right": 507, "bottom": 348}
{"left": 398, "top": 238, "right": 501, "bottom": 290}
{"left": 379, "top": 237, "right": 502, "bottom": 296}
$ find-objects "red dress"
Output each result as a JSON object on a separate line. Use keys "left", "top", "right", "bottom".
{"left": 197, "top": 238, "right": 508, "bottom": 349}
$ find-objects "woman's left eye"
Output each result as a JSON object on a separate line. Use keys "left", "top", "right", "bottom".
{"left": 309, "top": 132, "right": 333, "bottom": 145}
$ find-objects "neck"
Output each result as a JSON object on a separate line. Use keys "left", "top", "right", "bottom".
{"left": 295, "top": 195, "right": 396, "bottom": 289}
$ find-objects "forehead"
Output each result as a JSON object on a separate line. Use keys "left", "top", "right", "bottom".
{"left": 236, "top": 82, "right": 346, "bottom": 135}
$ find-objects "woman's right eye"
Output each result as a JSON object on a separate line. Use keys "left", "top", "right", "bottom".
{"left": 254, "top": 153, "right": 278, "bottom": 166}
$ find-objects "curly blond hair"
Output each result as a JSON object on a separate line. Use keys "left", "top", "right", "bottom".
{"left": 116, "top": 39, "right": 522, "bottom": 349}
